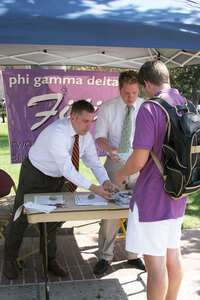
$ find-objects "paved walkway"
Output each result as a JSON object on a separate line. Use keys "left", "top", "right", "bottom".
{"left": 0, "top": 219, "right": 199, "bottom": 300}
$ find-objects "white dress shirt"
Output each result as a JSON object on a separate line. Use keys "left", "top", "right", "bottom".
{"left": 94, "top": 95, "right": 144, "bottom": 149}
{"left": 29, "top": 118, "right": 109, "bottom": 190}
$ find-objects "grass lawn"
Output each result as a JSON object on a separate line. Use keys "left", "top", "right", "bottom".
{"left": 0, "top": 122, "right": 199, "bottom": 229}
{"left": 0, "top": 121, "right": 21, "bottom": 186}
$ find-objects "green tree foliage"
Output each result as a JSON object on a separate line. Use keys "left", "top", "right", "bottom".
{"left": 170, "top": 65, "right": 200, "bottom": 107}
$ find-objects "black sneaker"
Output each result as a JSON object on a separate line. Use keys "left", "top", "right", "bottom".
{"left": 127, "top": 258, "right": 146, "bottom": 271}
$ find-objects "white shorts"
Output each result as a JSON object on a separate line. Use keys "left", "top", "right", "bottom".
{"left": 126, "top": 203, "right": 183, "bottom": 256}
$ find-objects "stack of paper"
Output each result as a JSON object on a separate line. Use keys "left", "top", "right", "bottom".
{"left": 75, "top": 194, "right": 108, "bottom": 206}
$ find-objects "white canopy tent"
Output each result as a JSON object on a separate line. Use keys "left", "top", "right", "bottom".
{"left": 0, "top": 44, "right": 200, "bottom": 69}
{"left": 0, "top": 0, "right": 199, "bottom": 69}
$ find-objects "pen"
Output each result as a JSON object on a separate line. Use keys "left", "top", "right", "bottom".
{"left": 48, "top": 203, "right": 65, "bottom": 207}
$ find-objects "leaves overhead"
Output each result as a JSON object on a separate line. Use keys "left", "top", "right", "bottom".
{"left": 170, "top": 65, "right": 200, "bottom": 106}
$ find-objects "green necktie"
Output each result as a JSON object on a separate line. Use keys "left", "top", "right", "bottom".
{"left": 118, "top": 106, "right": 133, "bottom": 153}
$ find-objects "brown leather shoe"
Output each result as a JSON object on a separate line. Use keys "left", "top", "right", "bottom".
{"left": 48, "top": 258, "right": 68, "bottom": 277}
{"left": 3, "top": 259, "right": 17, "bottom": 280}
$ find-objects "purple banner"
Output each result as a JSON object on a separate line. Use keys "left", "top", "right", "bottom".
{"left": 3, "top": 69, "right": 119, "bottom": 163}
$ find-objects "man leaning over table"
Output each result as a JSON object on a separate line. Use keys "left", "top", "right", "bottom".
{"left": 93, "top": 70, "right": 146, "bottom": 275}
{"left": 3, "top": 99, "right": 119, "bottom": 280}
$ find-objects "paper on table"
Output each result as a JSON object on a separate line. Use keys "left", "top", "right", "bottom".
{"left": 75, "top": 194, "right": 108, "bottom": 206}
{"left": 13, "top": 201, "right": 56, "bottom": 221}
{"left": 113, "top": 192, "right": 132, "bottom": 207}
{"left": 34, "top": 195, "right": 64, "bottom": 205}
{"left": 25, "top": 201, "right": 57, "bottom": 213}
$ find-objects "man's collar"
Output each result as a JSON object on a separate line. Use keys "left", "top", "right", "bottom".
{"left": 119, "top": 96, "right": 126, "bottom": 108}
{"left": 68, "top": 118, "right": 77, "bottom": 137}
{"left": 132, "top": 100, "right": 138, "bottom": 110}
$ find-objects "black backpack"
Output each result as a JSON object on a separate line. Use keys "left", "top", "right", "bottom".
{"left": 148, "top": 97, "right": 200, "bottom": 199}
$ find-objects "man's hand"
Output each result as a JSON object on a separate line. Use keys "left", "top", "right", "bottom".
{"left": 89, "top": 184, "right": 116, "bottom": 200}
{"left": 95, "top": 138, "right": 120, "bottom": 162}
{"left": 107, "top": 146, "right": 120, "bottom": 162}
{"left": 102, "top": 180, "right": 120, "bottom": 193}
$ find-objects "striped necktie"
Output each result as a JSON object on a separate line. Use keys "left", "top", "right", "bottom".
{"left": 118, "top": 105, "right": 134, "bottom": 153}
{"left": 68, "top": 134, "right": 79, "bottom": 192}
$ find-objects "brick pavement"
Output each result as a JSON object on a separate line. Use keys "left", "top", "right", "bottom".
{"left": 0, "top": 229, "right": 199, "bottom": 282}
{"left": 0, "top": 227, "right": 199, "bottom": 299}
{"left": 0, "top": 234, "right": 145, "bottom": 285}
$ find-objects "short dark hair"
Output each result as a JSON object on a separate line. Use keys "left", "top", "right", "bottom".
{"left": 138, "top": 60, "right": 170, "bottom": 86}
{"left": 71, "top": 100, "right": 95, "bottom": 115}
{"left": 119, "top": 70, "right": 138, "bottom": 89}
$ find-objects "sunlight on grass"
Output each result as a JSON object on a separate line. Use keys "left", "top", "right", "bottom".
{"left": 0, "top": 123, "right": 21, "bottom": 188}
{"left": 182, "top": 215, "right": 200, "bottom": 229}
{"left": 78, "top": 157, "right": 106, "bottom": 192}
{"left": 184, "top": 190, "right": 200, "bottom": 228}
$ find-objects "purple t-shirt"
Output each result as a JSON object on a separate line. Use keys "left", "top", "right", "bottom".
{"left": 130, "top": 88, "right": 187, "bottom": 222}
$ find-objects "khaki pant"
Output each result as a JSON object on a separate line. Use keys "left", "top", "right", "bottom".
{"left": 98, "top": 156, "right": 140, "bottom": 261}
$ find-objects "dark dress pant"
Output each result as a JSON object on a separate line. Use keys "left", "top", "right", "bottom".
{"left": 4, "top": 157, "right": 66, "bottom": 260}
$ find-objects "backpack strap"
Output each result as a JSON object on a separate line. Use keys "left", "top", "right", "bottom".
{"left": 150, "top": 97, "right": 174, "bottom": 110}
{"left": 150, "top": 150, "right": 167, "bottom": 180}
{"left": 146, "top": 97, "right": 175, "bottom": 180}
{"left": 150, "top": 97, "right": 196, "bottom": 114}
{"left": 146, "top": 97, "right": 172, "bottom": 142}
{"left": 150, "top": 150, "right": 164, "bottom": 176}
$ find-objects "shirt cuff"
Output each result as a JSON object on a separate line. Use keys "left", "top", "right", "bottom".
{"left": 78, "top": 177, "right": 93, "bottom": 191}
{"left": 98, "top": 175, "right": 110, "bottom": 186}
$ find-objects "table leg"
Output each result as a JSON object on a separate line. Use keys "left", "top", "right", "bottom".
{"left": 43, "top": 222, "right": 50, "bottom": 300}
